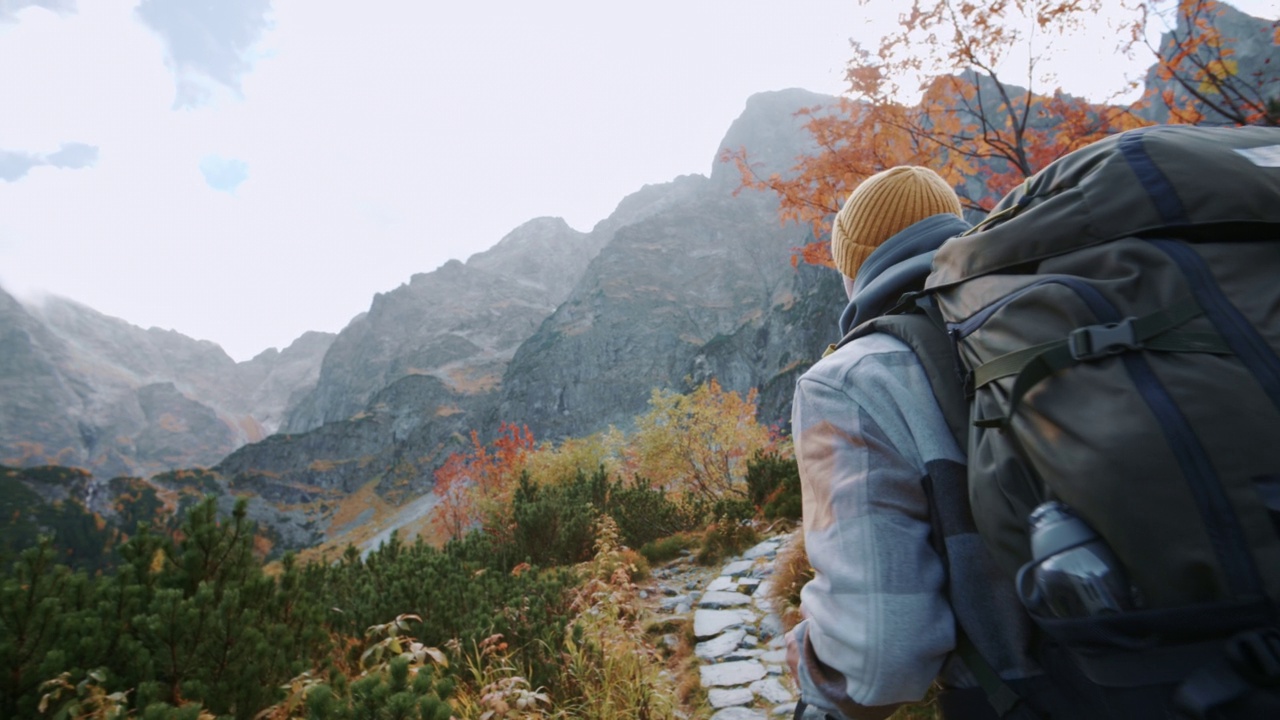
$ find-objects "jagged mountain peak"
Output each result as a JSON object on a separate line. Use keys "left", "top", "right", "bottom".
{"left": 282, "top": 214, "right": 603, "bottom": 433}
{"left": 710, "top": 87, "right": 836, "bottom": 190}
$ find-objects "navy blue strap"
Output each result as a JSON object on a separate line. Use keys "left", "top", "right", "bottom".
{"left": 1119, "top": 130, "right": 1189, "bottom": 226}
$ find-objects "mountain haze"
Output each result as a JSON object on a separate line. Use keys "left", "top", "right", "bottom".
{"left": 208, "top": 89, "right": 844, "bottom": 549}
{"left": 0, "top": 289, "right": 334, "bottom": 479}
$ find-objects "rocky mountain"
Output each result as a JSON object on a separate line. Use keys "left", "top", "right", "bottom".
{"left": 201, "top": 88, "right": 843, "bottom": 550}
{"left": 282, "top": 216, "right": 603, "bottom": 434}
{"left": 0, "top": 289, "right": 88, "bottom": 470}
{"left": 0, "top": 82, "right": 844, "bottom": 553}
{"left": 496, "top": 105, "right": 842, "bottom": 440}
{"left": 0, "top": 290, "right": 334, "bottom": 479}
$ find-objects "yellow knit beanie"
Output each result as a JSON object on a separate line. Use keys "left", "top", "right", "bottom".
{"left": 831, "top": 166, "right": 963, "bottom": 279}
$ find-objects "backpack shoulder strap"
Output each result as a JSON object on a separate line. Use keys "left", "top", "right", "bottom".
{"left": 832, "top": 309, "right": 969, "bottom": 452}
{"left": 834, "top": 306, "right": 1038, "bottom": 717}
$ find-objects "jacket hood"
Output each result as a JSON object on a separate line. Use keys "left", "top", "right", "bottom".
{"left": 838, "top": 213, "right": 971, "bottom": 335}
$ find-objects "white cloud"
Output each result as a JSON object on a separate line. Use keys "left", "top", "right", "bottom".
{"left": 46, "top": 141, "right": 98, "bottom": 169}
{"left": 135, "top": 0, "right": 272, "bottom": 108}
{"left": 0, "top": 0, "right": 75, "bottom": 23}
{"left": 0, "top": 149, "right": 41, "bottom": 181}
{"left": 0, "top": 142, "right": 97, "bottom": 181}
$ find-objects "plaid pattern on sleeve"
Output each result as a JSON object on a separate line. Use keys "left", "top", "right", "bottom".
{"left": 789, "top": 332, "right": 963, "bottom": 715}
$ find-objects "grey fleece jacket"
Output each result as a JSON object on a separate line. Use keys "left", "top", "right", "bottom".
{"left": 789, "top": 214, "right": 1041, "bottom": 720}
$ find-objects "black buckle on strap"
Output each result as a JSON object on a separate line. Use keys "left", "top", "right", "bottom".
{"left": 1227, "top": 628, "right": 1280, "bottom": 688}
{"left": 1068, "top": 317, "right": 1141, "bottom": 361}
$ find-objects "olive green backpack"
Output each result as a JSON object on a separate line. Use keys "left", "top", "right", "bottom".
{"left": 905, "top": 125, "right": 1280, "bottom": 718}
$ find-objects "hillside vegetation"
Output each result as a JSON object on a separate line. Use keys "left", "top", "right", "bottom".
{"left": 0, "top": 381, "right": 806, "bottom": 720}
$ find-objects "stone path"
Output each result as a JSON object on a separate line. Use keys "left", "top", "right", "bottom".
{"left": 645, "top": 532, "right": 821, "bottom": 720}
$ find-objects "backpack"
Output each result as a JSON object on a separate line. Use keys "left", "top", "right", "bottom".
{"left": 856, "top": 125, "right": 1280, "bottom": 719}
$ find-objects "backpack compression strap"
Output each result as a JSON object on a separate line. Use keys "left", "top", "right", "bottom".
{"left": 969, "top": 296, "right": 1232, "bottom": 429}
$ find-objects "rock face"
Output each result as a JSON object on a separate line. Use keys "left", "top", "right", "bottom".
{"left": 0, "top": 290, "right": 87, "bottom": 470}
{"left": 283, "top": 217, "right": 605, "bottom": 433}
{"left": 0, "top": 288, "right": 333, "bottom": 479}
{"left": 497, "top": 88, "right": 844, "bottom": 441}
{"left": 217, "top": 373, "right": 484, "bottom": 500}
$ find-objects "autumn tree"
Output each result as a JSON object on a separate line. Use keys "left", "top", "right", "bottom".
{"left": 1133, "top": 0, "right": 1280, "bottom": 125}
{"left": 628, "top": 379, "right": 775, "bottom": 501}
{"left": 430, "top": 423, "right": 535, "bottom": 541}
{"left": 521, "top": 430, "right": 625, "bottom": 488}
{"left": 726, "top": 0, "right": 1276, "bottom": 268}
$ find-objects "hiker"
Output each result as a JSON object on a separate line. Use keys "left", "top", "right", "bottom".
{"left": 788, "top": 127, "right": 1280, "bottom": 720}
{"left": 786, "top": 166, "right": 1045, "bottom": 719}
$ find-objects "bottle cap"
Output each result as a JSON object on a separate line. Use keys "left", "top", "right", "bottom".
{"left": 1028, "top": 501, "right": 1098, "bottom": 561}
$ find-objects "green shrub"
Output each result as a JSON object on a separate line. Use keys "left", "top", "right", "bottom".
{"left": 510, "top": 469, "right": 604, "bottom": 566}
{"left": 711, "top": 497, "right": 755, "bottom": 524}
{"left": 313, "top": 531, "right": 577, "bottom": 691}
{"left": 746, "top": 451, "right": 801, "bottom": 520}
{"left": 605, "top": 477, "right": 704, "bottom": 548}
{"left": 695, "top": 519, "right": 759, "bottom": 566}
{"left": 638, "top": 532, "right": 699, "bottom": 565}
{"left": 0, "top": 497, "right": 331, "bottom": 720}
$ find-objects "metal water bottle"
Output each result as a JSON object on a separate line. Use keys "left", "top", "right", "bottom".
{"left": 1017, "top": 501, "right": 1134, "bottom": 617}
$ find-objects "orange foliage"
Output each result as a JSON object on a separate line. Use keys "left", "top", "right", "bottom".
{"left": 4, "top": 441, "right": 47, "bottom": 465}
{"left": 430, "top": 423, "right": 535, "bottom": 541}
{"left": 727, "top": 0, "right": 1275, "bottom": 268}
{"left": 1133, "top": 0, "right": 1280, "bottom": 126}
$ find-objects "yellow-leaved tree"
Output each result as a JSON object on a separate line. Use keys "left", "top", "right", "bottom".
{"left": 521, "top": 430, "right": 626, "bottom": 488}
{"left": 628, "top": 379, "right": 775, "bottom": 500}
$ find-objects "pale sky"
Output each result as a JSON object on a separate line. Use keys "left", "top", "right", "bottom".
{"left": 1, "top": 0, "right": 1274, "bottom": 361}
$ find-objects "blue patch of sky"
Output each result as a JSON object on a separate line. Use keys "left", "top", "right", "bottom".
{"left": 199, "top": 155, "right": 249, "bottom": 193}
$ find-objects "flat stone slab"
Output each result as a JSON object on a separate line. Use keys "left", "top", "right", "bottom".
{"left": 722, "top": 559, "right": 755, "bottom": 576}
{"left": 738, "top": 577, "right": 762, "bottom": 591}
{"left": 707, "top": 576, "right": 738, "bottom": 592}
{"left": 759, "top": 612, "right": 783, "bottom": 639}
{"left": 743, "top": 539, "right": 782, "bottom": 560}
{"left": 708, "top": 686, "right": 755, "bottom": 709}
{"left": 751, "top": 677, "right": 795, "bottom": 705}
{"left": 761, "top": 649, "right": 788, "bottom": 664}
{"left": 710, "top": 707, "right": 767, "bottom": 720}
{"left": 660, "top": 594, "right": 692, "bottom": 611}
{"left": 694, "top": 609, "right": 754, "bottom": 639}
{"left": 701, "top": 660, "right": 767, "bottom": 688}
{"left": 700, "top": 590, "right": 753, "bottom": 609}
{"left": 696, "top": 628, "right": 747, "bottom": 660}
